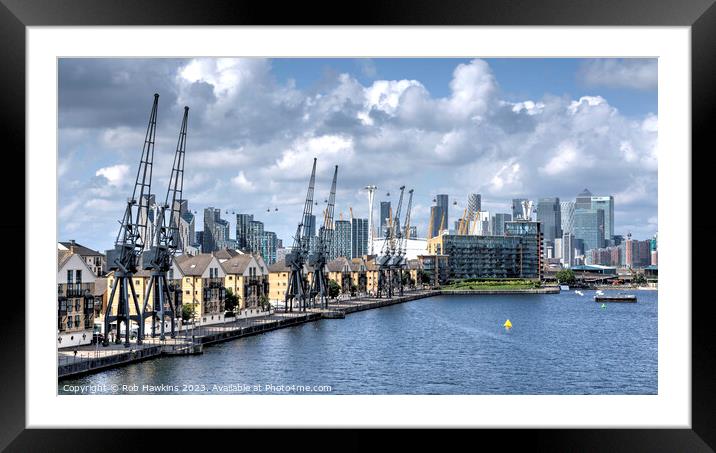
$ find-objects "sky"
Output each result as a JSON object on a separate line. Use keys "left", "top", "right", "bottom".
{"left": 58, "top": 58, "right": 658, "bottom": 252}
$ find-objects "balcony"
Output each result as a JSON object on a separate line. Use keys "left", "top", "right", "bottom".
{"left": 58, "top": 282, "right": 94, "bottom": 298}
{"left": 202, "top": 277, "right": 224, "bottom": 289}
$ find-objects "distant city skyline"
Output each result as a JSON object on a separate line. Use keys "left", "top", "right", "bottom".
{"left": 58, "top": 58, "right": 657, "bottom": 252}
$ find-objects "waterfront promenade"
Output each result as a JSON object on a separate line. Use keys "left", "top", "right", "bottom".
{"left": 58, "top": 287, "right": 555, "bottom": 380}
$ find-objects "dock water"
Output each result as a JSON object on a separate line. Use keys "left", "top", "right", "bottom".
{"left": 58, "top": 288, "right": 540, "bottom": 379}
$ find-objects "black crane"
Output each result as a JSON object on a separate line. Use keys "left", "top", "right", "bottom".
{"left": 310, "top": 165, "right": 338, "bottom": 309}
{"left": 377, "top": 185, "right": 405, "bottom": 298}
{"left": 393, "top": 188, "right": 414, "bottom": 296}
{"left": 104, "top": 94, "right": 159, "bottom": 347}
{"left": 285, "top": 158, "right": 317, "bottom": 312}
{"left": 140, "top": 106, "right": 189, "bottom": 341}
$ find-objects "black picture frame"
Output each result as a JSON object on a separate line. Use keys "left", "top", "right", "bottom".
{"left": 2, "top": 0, "right": 712, "bottom": 449}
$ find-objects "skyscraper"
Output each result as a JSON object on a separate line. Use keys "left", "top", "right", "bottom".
{"left": 591, "top": 196, "right": 615, "bottom": 242}
{"left": 492, "top": 213, "right": 512, "bottom": 236}
{"left": 261, "top": 231, "right": 278, "bottom": 265}
{"left": 575, "top": 188, "right": 593, "bottom": 209}
{"left": 560, "top": 201, "right": 575, "bottom": 235}
{"left": 429, "top": 205, "right": 445, "bottom": 238}
{"left": 572, "top": 189, "right": 611, "bottom": 250}
{"left": 235, "top": 213, "right": 254, "bottom": 250}
{"left": 138, "top": 194, "right": 157, "bottom": 251}
{"left": 202, "top": 207, "right": 225, "bottom": 253}
{"left": 380, "top": 201, "right": 391, "bottom": 237}
{"left": 173, "top": 199, "right": 195, "bottom": 254}
{"left": 304, "top": 213, "right": 316, "bottom": 252}
{"left": 573, "top": 208, "right": 605, "bottom": 252}
{"left": 436, "top": 194, "right": 449, "bottom": 231}
{"left": 333, "top": 220, "right": 352, "bottom": 259}
{"left": 467, "top": 193, "right": 481, "bottom": 218}
{"left": 561, "top": 232, "right": 575, "bottom": 268}
{"left": 351, "top": 218, "right": 368, "bottom": 258}
{"left": 248, "top": 220, "right": 264, "bottom": 253}
{"left": 511, "top": 198, "right": 528, "bottom": 220}
{"left": 536, "top": 197, "right": 562, "bottom": 246}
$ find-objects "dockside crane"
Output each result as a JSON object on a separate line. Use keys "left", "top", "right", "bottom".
{"left": 310, "top": 165, "right": 338, "bottom": 309}
{"left": 394, "top": 188, "right": 414, "bottom": 294}
{"left": 377, "top": 186, "right": 405, "bottom": 298}
{"left": 140, "top": 106, "right": 189, "bottom": 341}
{"left": 104, "top": 93, "right": 159, "bottom": 347}
{"left": 285, "top": 158, "right": 317, "bottom": 312}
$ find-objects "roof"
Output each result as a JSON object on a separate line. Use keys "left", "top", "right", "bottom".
{"left": 106, "top": 268, "right": 153, "bottom": 278}
{"left": 58, "top": 241, "right": 104, "bottom": 257}
{"left": 93, "top": 277, "right": 108, "bottom": 296}
{"left": 572, "top": 264, "right": 616, "bottom": 271}
{"left": 327, "top": 257, "right": 352, "bottom": 273}
{"left": 176, "top": 254, "right": 215, "bottom": 276}
{"left": 57, "top": 250, "right": 72, "bottom": 271}
{"left": 578, "top": 188, "right": 592, "bottom": 197}
{"left": 213, "top": 248, "right": 240, "bottom": 261}
{"left": 221, "top": 255, "right": 253, "bottom": 274}
{"left": 268, "top": 261, "right": 290, "bottom": 273}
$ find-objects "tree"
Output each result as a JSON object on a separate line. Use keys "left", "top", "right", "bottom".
{"left": 349, "top": 284, "right": 357, "bottom": 296}
{"left": 181, "top": 304, "right": 195, "bottom": 322}
{"left": 327, "top": 279, "right": 341, "bottom": 298}
{"left": 633, "top": 273, "right": 647, "bottom": 285}
{"left": 224, "top": 288, "right": 239, "bottom": 313}
{"left": 555, "top": 269, "right": 576, "bottom": 285}
{"left": 258, "top": 294, "right": 270, "bottom": 311}
{"left": 417, "top": 270, "right": 431, "bottom": 285}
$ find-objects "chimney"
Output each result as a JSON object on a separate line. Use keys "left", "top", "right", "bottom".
{"left": 69, "top": 239, "right": 76, "bottom": 253}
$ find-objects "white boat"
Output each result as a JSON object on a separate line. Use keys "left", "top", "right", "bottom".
{"left": 575, "top": 290, "right": 584, "bottom": 296}
{"left": 595, "top": 290, "right": 605, "bottom": 296}
{"left": 559, "top": 285, "right": 570, "bottom": 291}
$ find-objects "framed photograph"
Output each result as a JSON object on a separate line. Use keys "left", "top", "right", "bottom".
{"left": 5, "top": 0, "right": 712, "bottom": 449}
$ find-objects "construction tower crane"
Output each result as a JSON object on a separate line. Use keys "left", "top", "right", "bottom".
{"left": 140, "top": 106, "right": 189, "bottom": 341}
{"left": 458, "top": 208, "right": 470, "bottom": 235}
{"left": 470, "top": 210, "right": 481, "bottom": 235}
{"left": 104, "top": 94, "right": 159, "bottom": 347}
{"left": 310, "top": 165, "right": 338, "bottom": 309}
{"left": 285, "top": 158, "right": 317, "bottom": 312}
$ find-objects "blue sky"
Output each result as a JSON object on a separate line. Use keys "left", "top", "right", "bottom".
{"left": 271, "top": 58, "right": 657, "bottom": 116}
{"left": 58, "top": 58, "right": 658, "bottom": 252}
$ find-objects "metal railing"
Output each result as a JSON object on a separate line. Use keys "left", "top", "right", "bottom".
{"left": 58, "top": 283, "right": 95, "bottom": 298}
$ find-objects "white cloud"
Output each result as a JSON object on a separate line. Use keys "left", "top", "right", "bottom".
{"left": 60, "top": 58, "right": 659, "bottom": 248}
{"left": 231, "top": 170, "right": 256, "bottom": 192}
{"left": 539, "top": 141, "right": 595, "bottom": 176}
{"left": 579, "top": 59, "right": 657, "bottom": 90}
{"left": 95, "top": 164, "right": 130, "bottom": 187}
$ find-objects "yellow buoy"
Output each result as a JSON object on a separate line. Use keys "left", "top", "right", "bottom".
{"left": 504, "top": 319, "right": 512, "bottom": 329}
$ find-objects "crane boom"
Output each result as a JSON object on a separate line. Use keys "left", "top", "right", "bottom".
{"left": 401, "top": 189, "right": 414, "bottom": 255}
{"left": 104, "top": 93, "right": 160, "bottom": 347}
{"left": 285, "top": 158, "right": 318, "bottom": 312}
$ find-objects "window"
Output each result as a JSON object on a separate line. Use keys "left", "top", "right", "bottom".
{"left": 67, "top": 318, "right": 72, "bottom": 329}
{"left": 75, "top": 269, "right": 82, "bottom": 283}
{"left": 67, "top": 270, "right": 73, "bottom": 284}
{"left": 75, "top": 315, "right": 81, "bottom": 328}
{"left": 185, "top": 290, "right": 190, "bottom": 295}
{"left": 186, "top": 278, "right": 190, "bottom": 282}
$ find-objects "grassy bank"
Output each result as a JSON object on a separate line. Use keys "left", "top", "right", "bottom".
{"left": 441, "top": 279, "right": 540, "bottom": 291}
